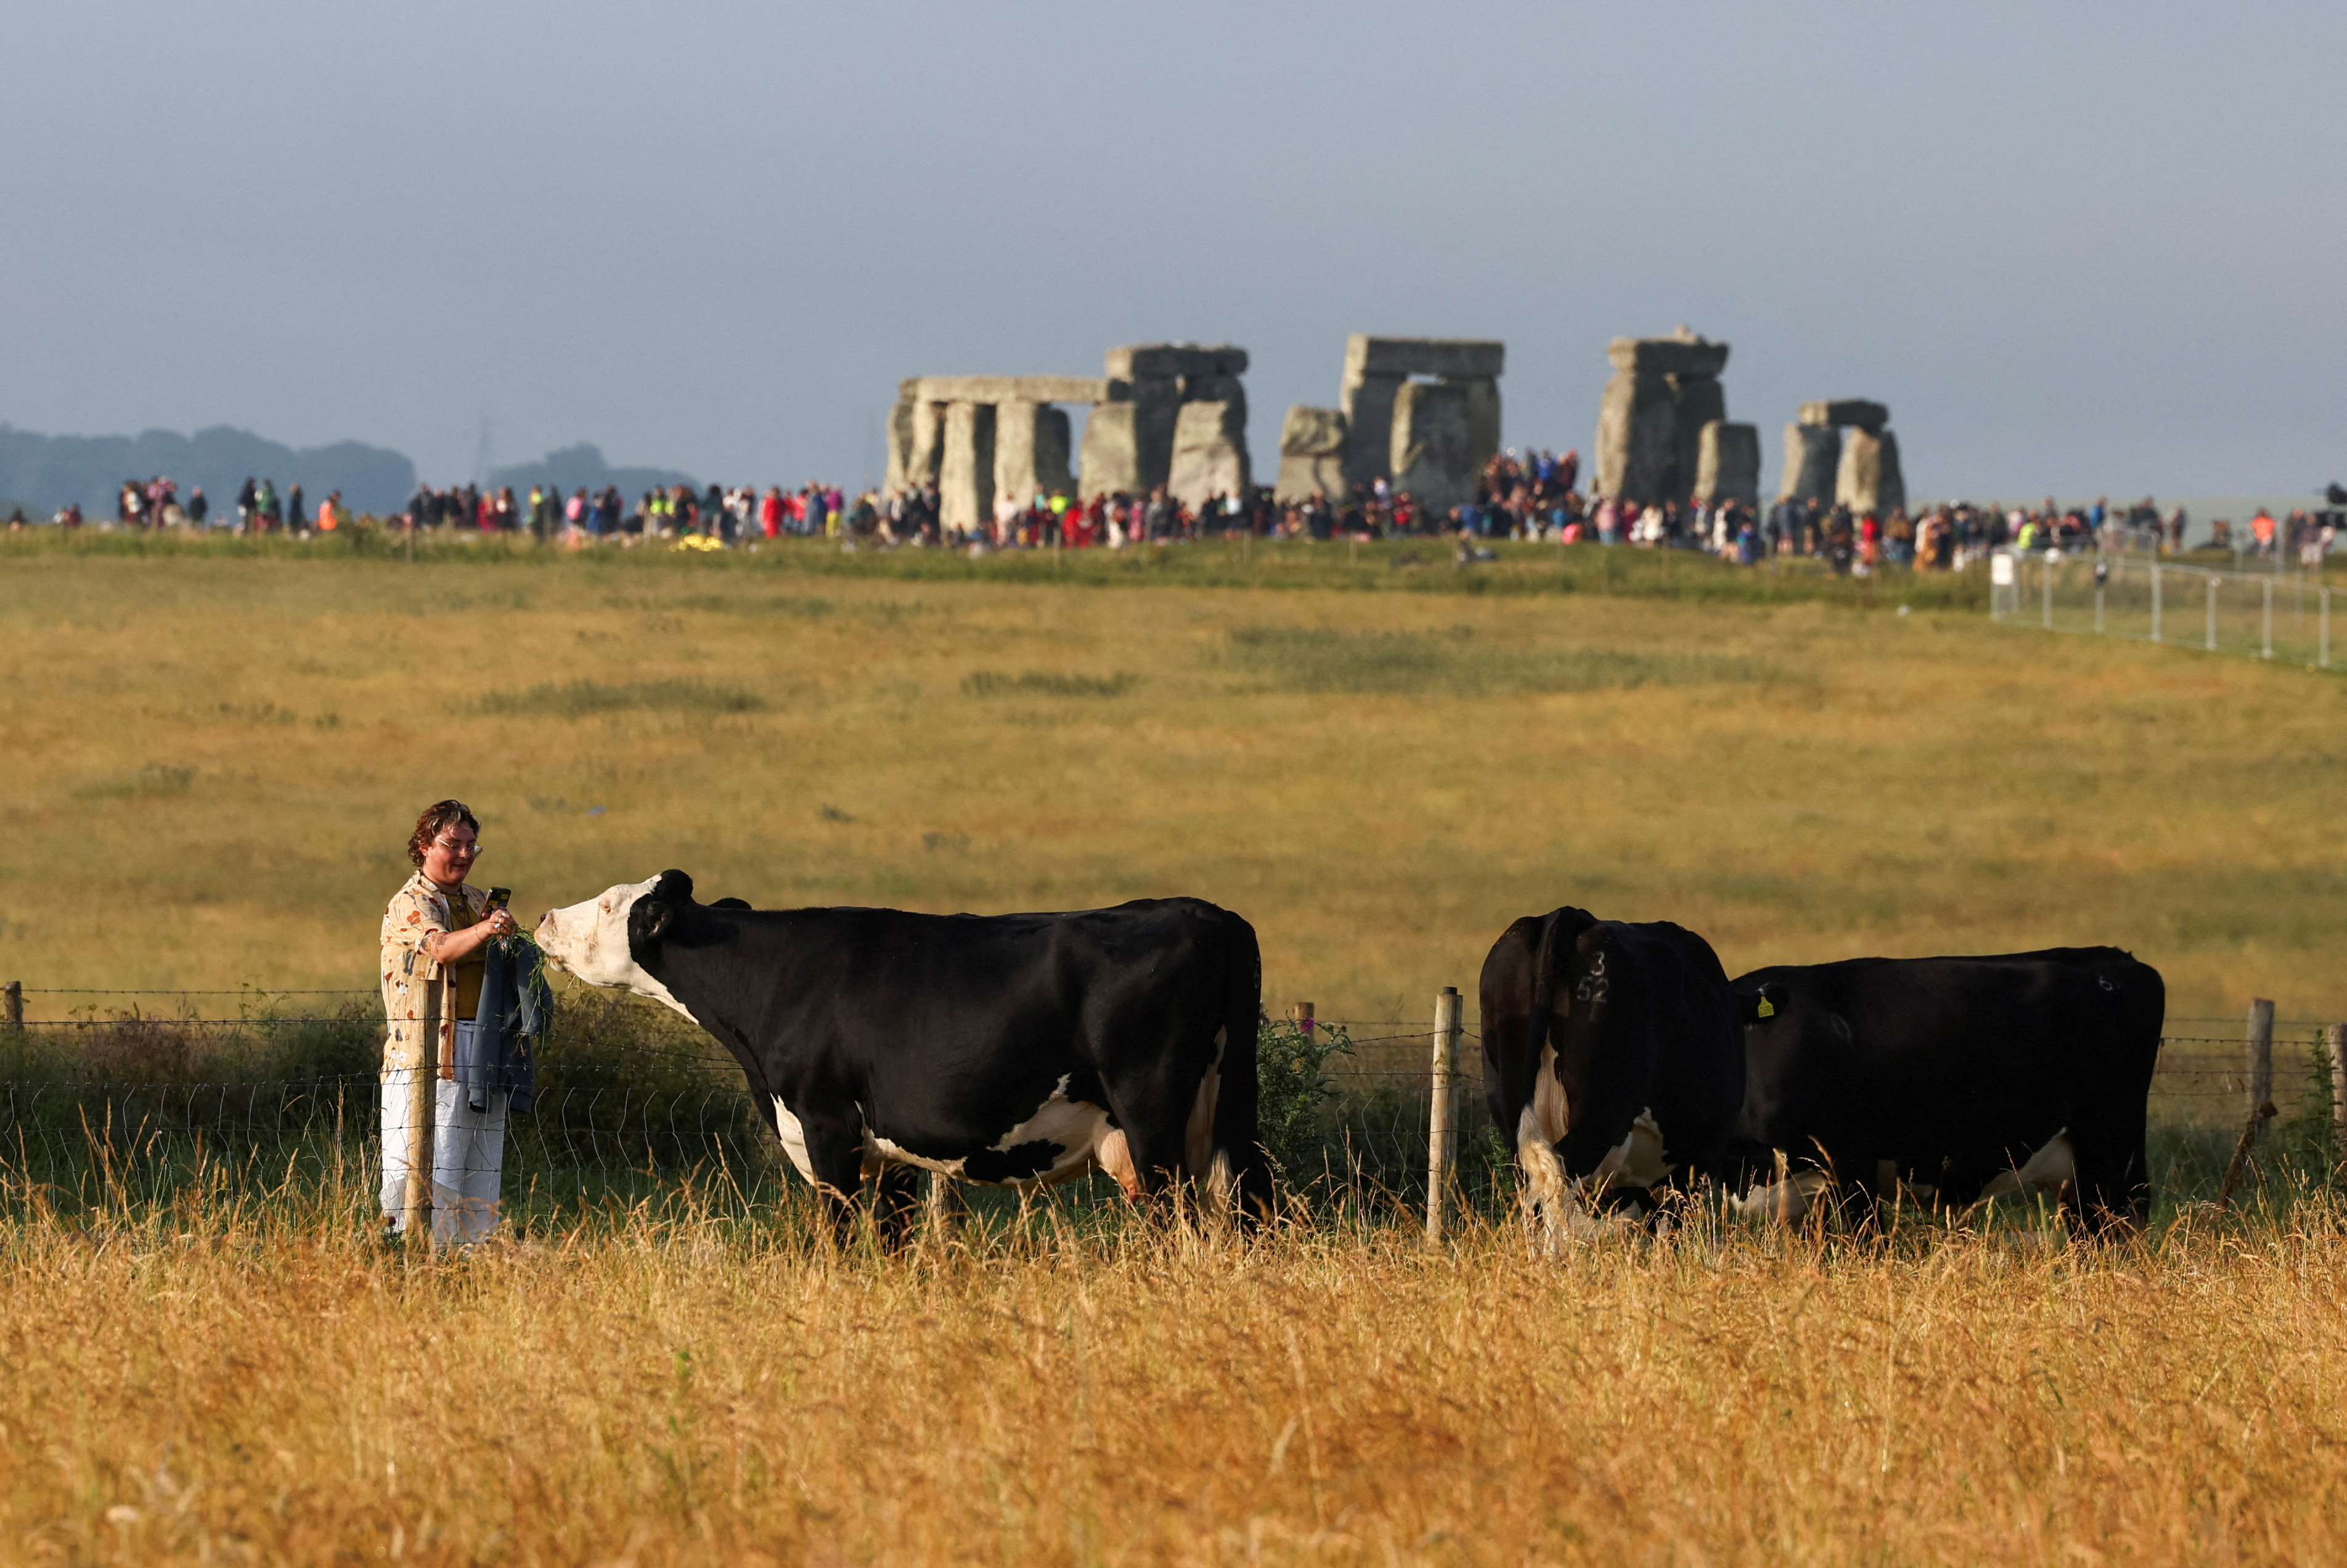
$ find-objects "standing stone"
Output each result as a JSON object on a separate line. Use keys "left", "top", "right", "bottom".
{"left": 1668, "top": 375, "right": 1726, "bottom": 505}
{"left": 1389, "top": 382, "right": 1475, "bottom": 512}
{"left": 1594, "top": 370, "right": 1680, "bottom": 504}
{"left": 1835, "top": 428, "right": 1905, "bottom": 515}
{"left": 938, "top": 402, "right": 995, "bottom": 534}
{"left": 1341, "top": 372, "right": 1405, "bottom": 488}
{"left": 1593, "top": 330, "right": 1732, "bottom": 505}
{"left": 1077, "top": 402, "right": 1140, "bottom": 498}
{"left": 1458, "top": 377, "right": 1501, "bottom": 479}
{"left": 1167, "top": 401, "right": 1251, "bottom": 508}
{"left": 1694, "top": 422, "right": 1761, "bottom": 507}
{"left": 905, "top": 400, "right": 947, "bottom": 496}
{"left": 1273, "top": 406, "right": 1349, "bottom": 502}
{"left": 1777, "top": 422, "right": 1840, "bottom": 505}
{"left": 992, "top": 401, "right": 1074, "bottom": 508}
{"left": 884, "top": 401, "right": 915, "bottom": 497}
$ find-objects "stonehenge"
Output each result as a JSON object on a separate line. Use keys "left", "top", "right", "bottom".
{"left": 1778, "top": 399, "right": 1905, "bottom": 514}
{"left": 1591, "top": 328, "right": 1758, "bottom": 507}
{"left": 884, "top": 346, "right": 1253, "bottom": 523}
{"left": 1279, "top": 334, "right": 1504, "bottom": 507}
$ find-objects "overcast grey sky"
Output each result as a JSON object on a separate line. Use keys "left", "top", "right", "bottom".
{"left": 3, "top": 2, "right": 2340, "bottom": 499}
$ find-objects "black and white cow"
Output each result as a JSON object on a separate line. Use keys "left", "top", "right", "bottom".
{"left": 1480, "top": 907, "right": 1745, "bottom": 1239}
{"left": 534, "top": 872, "right": 1270, "bottom": 1236}
{"left": 1729, "top": 947, "right": 2165, "bottom": 1233}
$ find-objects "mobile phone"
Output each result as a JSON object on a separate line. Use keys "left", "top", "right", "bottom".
{"left": 486, "top": 886, "right": 512, "bottom": 912}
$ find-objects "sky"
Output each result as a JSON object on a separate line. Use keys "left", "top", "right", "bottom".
{"left": 2, "top": 1, "right": 2341, "bottom": 500}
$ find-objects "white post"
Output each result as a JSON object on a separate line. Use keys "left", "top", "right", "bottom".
{"left": 2322, "top": 587, "right": 2332, "bottom": 670}
{"left": 2151, "top": 560, "right": 2163, "bottom": 643}
{"left": 1425, "top": 986, "right": 1462, "bottom": 1244}
{"left": 2206, "top": 574, "right": 2219, "bottom": 652}
{"left": 2041, "top": 555, "right": 2054, "bottom": 629}
{"left": 2261, "top": 578, "right": 2274, "bottom": 659}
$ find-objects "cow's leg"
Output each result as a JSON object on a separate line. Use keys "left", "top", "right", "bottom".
{"left": 2065, "top": 1115, "right": 2151, "bottom": 1238}
{"left": 870, "top": 1165, "right": 925, "bottom": 1251}
{"left": 796, "top": 1119, "right": 870, "bottom": 1245}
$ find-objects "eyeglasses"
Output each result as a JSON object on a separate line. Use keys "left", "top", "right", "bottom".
{"left": 434, "top": 838, "right": 484, "bottom": 857}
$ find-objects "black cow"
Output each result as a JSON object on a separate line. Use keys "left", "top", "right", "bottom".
{"left": 535, "top": 872, "right": 1270, "bottom": 1237}
{"left": 1730, "top": 947, "right": 2165, "bottom": 1233}
{"left": 1480, "top": 907, "right": 1745, "bottom": 1238}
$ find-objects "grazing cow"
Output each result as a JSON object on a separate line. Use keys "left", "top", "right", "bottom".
{"left": 1729, "top": 947, "right": 2165, "bottom": 1233}
{"left": 534, "top": 872, "right": 1269, "bottom": 1237}
{"left": 1480, "top": 907, "right": 1745, "bottom": 1240}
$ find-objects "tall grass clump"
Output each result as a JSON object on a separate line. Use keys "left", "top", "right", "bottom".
{"left": 475, "top": 678, "right": 766, "bottom": 717}
{"left": 1224, "top": 624, "right": 1771, "bottom": 694}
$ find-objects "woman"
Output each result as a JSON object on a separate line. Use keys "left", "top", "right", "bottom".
{"left": 379, "top": 799, "right": 518, "bottom": 1244}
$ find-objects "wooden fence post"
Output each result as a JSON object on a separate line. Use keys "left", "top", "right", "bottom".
{"left": 403, "top": 1032, "right": 437, "bottom": 1252}
{"left": 2328, "top": 1023, "right": 2347, "bottom": 1150}
{"left": 1426, "top": 987, "right": 1462, "bottom": 1244}
{"left": 2247, "top": 998, "right": 2276, "bottom": 1143}
{"left": 2, "top": 981, "right": 20, "bottom": 1031}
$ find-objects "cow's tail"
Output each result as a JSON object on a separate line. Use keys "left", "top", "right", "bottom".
{"left": 1209, "top": 909, "right": 1271, "bottom": 1223}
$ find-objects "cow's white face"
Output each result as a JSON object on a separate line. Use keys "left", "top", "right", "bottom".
{"left": 534, "top": 876, "right": 696, "bottom": 1021}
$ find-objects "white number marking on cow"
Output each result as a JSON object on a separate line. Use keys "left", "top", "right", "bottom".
{"left": 1572, "top": 950, "right": 1609, "bottom": 1005}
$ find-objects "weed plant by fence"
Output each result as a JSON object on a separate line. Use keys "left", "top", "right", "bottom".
{"left": 2, "top": 983, "right": 2341, "bottom": 1228}
{"left": 1990, "top": 547, "right": 2337, "bottom": 669}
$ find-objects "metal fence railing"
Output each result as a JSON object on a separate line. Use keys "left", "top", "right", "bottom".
{"left": 1990, "top": 548, "right": 2335, "bottom": 669}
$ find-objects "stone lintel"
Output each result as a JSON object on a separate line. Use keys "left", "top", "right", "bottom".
{"left": 1103, "top": 343, "right": 1249, "bottom": 380}
{"left": 906, "top": 375, "right": 1114, "bottom": 407}
{"left": 1606, "top": 333, "right": 1729, "bottom": 377}
{"left": 1342, "top": 335, "right": 1506, "bottom": 381}
{"left": 1798, "top": 399, "right": 1889, "bottom": 433}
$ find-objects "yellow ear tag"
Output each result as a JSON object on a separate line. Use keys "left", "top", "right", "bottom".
{"left": 1757, "top": 997, "right": 1775, "bottom": 1019}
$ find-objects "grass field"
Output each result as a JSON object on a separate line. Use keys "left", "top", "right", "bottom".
{"left": 1, "top": 532, "right": 2340, "bottom": 1018}
{"left": 7, "top": 531, "right": 2347, "bottom": 1564}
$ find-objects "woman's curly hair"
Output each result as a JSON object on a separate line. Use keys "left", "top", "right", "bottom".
{"left": 407, "top": 799, "right": 480, "bottom": 867}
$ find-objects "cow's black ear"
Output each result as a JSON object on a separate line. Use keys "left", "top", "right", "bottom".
{"left": 1743, "top": 982, "right": 1789, "bottom": 1026}
{"left": 631, "top": 897, "right": 674, "bottom": 947}
{"left": 712, "top": 897, "right": 751, "bottom": 911}
{"left": 655, "top": 868, "right": 695, "bottom": 905}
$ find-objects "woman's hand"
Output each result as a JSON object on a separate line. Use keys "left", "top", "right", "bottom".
{"left": 425, "top": 907, "right": 516, "bottom": 965}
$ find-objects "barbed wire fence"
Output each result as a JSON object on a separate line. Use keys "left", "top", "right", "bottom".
{"left": 0, "top": 981, "right": 2340, "bottom": 1227}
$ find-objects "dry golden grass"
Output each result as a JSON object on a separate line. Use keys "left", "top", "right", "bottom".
{"left": 1, "top": 540, "right": 2342, "bottom": 1019}
{"left": 4, "top": 1194, "right": 2346, "bottom": 1565}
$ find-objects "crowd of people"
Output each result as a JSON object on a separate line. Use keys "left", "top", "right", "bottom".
{"left": 11, "top": 455, "right": 2336, "bottom": 574}
{"left": 398, "top": 482, "right": 876, "bottom": 544}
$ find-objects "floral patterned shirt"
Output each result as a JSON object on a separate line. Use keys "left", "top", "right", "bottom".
{"left": 380, "top": 871, "right": 488, "bottom": 1080}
